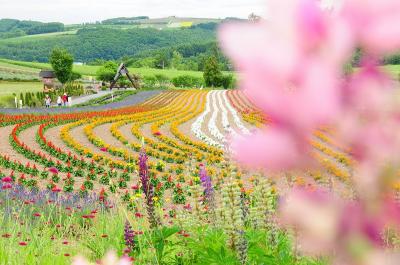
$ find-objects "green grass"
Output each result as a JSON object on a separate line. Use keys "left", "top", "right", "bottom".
{"left": 0, "top": 58, "right": 205, "bottom": 78}
{"left": 381, "top": 64, "right": 400, "bottom": 77}
{"left": 0, "top": 81, "right": 42, "bottom": 107}
{"left": 0, "top": 81, "right": 42, "bottom": 96}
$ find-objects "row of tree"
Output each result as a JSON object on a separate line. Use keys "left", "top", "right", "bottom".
{"left": 125, "top": 41, "right": 232, "bottom": 71}
{"left": 95, "top": 55, "right": 235, "bottom": 89}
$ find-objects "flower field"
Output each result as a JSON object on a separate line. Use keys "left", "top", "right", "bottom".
{"left": 0, "top": 88, "right": 364, "bottom": 264}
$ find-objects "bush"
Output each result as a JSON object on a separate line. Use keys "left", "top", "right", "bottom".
{"left": 218, "top": 74, "right": 235, "bottom": 89}
{"left": 171, "top": 75, "right": 204, "bottom": 88}
{"left": 64, "top": 82, "right": 84, "bottom": 96}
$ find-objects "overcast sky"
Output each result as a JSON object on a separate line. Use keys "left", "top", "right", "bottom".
{"left": 0, "top": 0, "right": 267, "bottom": 24}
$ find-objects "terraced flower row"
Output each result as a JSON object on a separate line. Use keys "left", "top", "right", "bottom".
{"left": 0, "top": 89, "right": 362, "bottom": 207}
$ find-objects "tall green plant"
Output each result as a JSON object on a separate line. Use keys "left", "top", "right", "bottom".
{"left": 49, "top": 47, "right": 74, "bottom": 87}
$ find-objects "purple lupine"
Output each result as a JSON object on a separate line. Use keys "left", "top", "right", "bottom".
{"left": 124, "top": 220, "right": 135, "bottom": 251}
{"left": 139, "top": 148, "right": 150, "bottom": 196}
{"left": 199, "top": 165, "right": 215, "bottom": 208}
{"left": 139, "top": 148, "right": 160, "bottom": 228}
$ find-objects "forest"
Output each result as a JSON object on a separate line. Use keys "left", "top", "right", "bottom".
{"left": 0, "top": 26, "right": 217, "bottom": 64}
{"left": 0, "top": 19, "right": 64, "bottom": 39}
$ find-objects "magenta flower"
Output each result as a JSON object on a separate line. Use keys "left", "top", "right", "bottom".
{"left": 48, "top": 167, "right": 59, "bottom": 174}
{"left": 2, "top": 183, "right": 12, "bottom": 190}
{"left": 1, "top": 176, "right": 13, "bottom": 183}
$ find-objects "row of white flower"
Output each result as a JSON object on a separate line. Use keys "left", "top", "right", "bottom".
{"left": 218, "top": 90, "right": 239, "bottom": 139}
{"left": 191, "top": 90, "right": 253, "bottom": 150}
{"left": 221, "top": 91, "right": 251, "bottom": 135}
{"left": 191, "top": 91, "right": 225, "bottom": 149}
{"left": 208, "top": 91, "right": 227, "bottom": 145}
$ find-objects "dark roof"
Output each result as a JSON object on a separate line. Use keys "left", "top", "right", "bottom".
{"left": 39, "top": 70, "right": 56, "bottom": 79}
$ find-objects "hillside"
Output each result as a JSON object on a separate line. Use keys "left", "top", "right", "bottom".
{"left": 0, "top": 26, "right": 217, "bottom": 63}
{"left": 0, "top": 16, "right": 229, "bottom": 64}
{"left": 0, "top": 19, "right": 64, "bottom": 39}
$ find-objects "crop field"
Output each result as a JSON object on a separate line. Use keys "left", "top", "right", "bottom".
{"left": 0, "top": 89, "right": 361, "bottom": 264}
{"left": 0, "top": 81, "right": 42, "bottom": 95}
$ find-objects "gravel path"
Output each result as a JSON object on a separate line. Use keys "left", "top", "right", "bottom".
{"left": 0, "top": 90, "right": 162, "bottom": 114}
{"left": 70, "top": 90, "right": 113, "bottom": 106}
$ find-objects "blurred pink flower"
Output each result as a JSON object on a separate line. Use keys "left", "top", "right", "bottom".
{"left": 232, "top": 128, "right": 311, "bottom": 171}
{"left": 280, "top": 188, "right": 400, "bottom": 257}
{"left": 280, "top": 188, "right": 341, "bottom": 255}
{"left": 73, "top": 251, "right": 130, "bottom": 265}
{"left": 341, "top": 0, "right": 400, "bottom": 54}
{"left": 220, "top": 0, "right": 353, "bottom": 170}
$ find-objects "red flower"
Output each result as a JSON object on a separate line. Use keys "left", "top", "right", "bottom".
{"left": 82, "top": 214, "right": 95, "bottom": 219}
{"left": 19, "top": 242, "right": 27, "bottom": 246}
{"left": 2, "top": 184, "right": 12, "bottom": 190}
{"left": 62, "top": 241, "right": 69, "bottom": 245}
{"left": 1, "top": 176, "right": 13, "bottom": 183}
{"left": 100, "top": 147, "right": 108, "bottom": 152}
{"left": 52, "top": 186, "right": 61, "bottom": 192}
{"left": 64, "top": 253, "right": 70, "bottom": 257}
{"left": 135, "top": 212, "right": 143, "bottom": 218}
{"left": 33, "top": 213, "right": 41, "bottom": 217}
{"left": 48, "top": 167, "right": 59, "bottom": 174}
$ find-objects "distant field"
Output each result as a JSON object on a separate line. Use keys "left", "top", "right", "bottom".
{"left": 0, "top": 81, "right": 42, "bottom": 107}
{"left": 381, "top": 64, "right": 400, "bottom": 77}
{"left": 0, "top": 81, "right": 42, "bottom": 95}
{"left": 0, "top": 59, "right": 206, "bottom": 78}
{"left": 0, "top": 61, "right": 40, "bottom": 81}
{"left": 1, "top": 30, "right": 78, "bottom": 42}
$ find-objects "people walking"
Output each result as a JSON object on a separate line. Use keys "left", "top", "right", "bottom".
{"left": 44, "top": 95, "right": 51, "bottom": 108}
{"left": 57, "top": 96, "right": 62, "bottom": 107}
{"left": 62, "top": 93, "right": 68, "bottom": 106}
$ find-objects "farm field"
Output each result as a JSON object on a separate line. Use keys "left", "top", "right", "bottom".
{"left": 0, "top": 89, "right": 357, "bottom": 264}
{"left": 0, "top": 81, "right": 42, "bottom": 107}
{"left": 0, "top": 81, "right": 42, "bottom": 95}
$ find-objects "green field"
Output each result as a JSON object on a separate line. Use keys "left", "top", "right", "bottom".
{"left": 0, "top": 60, "right": 40, "bottom": 81}
{"left": 0, "top": 81, "right": 42, "bottom": 107}
{"left": 0, "top": 58, "right": 206, "bottom": 78}
{"left": 0, "top": 81, "right": 42, "bottom": 95}
{"left": 381, "top": 64, "right": 400, "bottom": 77}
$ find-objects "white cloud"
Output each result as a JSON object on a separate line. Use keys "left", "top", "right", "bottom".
{"left": 0, "top": 0, "right": 266, "bottom": 24}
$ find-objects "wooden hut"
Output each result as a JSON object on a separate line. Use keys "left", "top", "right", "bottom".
{"left": 39, "top": 70, "right": 56, "bottom": 92}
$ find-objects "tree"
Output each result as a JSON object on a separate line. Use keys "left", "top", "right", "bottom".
{"left": 49, "top": 48, "right": 73, "bottom": 86}
{"left": 171, "top": 51, "right": 183, "bottom": 69}
{"left": 203, "top": 56, "right": 222, "bottom": 87}
{"left": 96, "top": 61, "right": 118, "bottom": 83}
